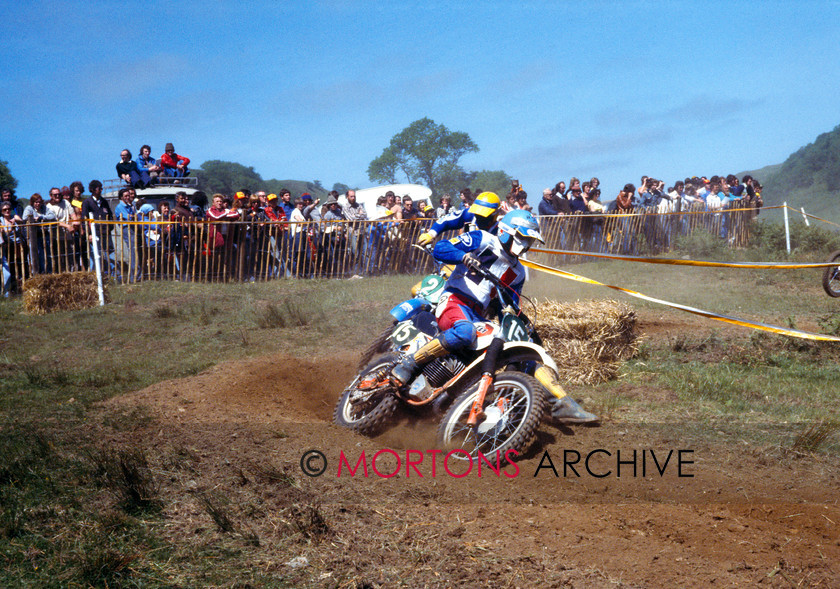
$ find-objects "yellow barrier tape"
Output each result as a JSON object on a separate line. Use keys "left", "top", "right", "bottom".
{"left": 784, "top": 204, "right": 840, "bottom": 229}
{"left": 521, "top": 258, "right": 840, "bottom": 342}
{"left": 574, "top": 204, "right": 786, "bottom": 218}
{"left": 530, "top": 247, "right": 840, "bottom": 269}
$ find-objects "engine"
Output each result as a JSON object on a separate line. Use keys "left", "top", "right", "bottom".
{"left": 422, "top": 356, "right": 466, "bottom": 388}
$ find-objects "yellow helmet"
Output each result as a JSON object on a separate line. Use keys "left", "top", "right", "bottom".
{"left": 468, "top": 192, "right": 501, "bottom": 218}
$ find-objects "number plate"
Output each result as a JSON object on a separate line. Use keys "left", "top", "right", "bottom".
{"left": 391, "top": 321, "right": 422, "bottom": 346}
{"left": 500, "top": 314, "right": 528, "bottom": 342}
{"left": 416, "top": 274, "right": 445, "bottom": 304}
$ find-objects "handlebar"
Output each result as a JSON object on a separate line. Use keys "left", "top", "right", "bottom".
{"left": 470, "top": 259, "right": 540, "bottom": 328}
{"left": 413, "top": 243, "right": 538, "bottom": 326}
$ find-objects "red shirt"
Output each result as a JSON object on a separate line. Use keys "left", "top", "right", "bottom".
{"left": 160, "top": 152, "right": 190, "bottom": 169}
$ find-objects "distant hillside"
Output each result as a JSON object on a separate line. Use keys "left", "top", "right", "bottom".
{"left": 195, "top": 160, "right": 331, "bottom": 200}
{"left": 736, "top": 162, "right": 783, "bottom": 183}
{"left": 752, "top": 124, "right": 840, "bottom": 225}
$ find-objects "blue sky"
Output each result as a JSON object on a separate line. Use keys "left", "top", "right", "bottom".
{"left": 2, "top": 1, "right": 839, "bottom": 202}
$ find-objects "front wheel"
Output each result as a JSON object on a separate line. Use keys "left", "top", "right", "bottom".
{"left": 437, "top": 372, "right": 545, "bottom": 464}
{"left": 334, "top": 353, "right": 400, "bottom": 436}
{"left": 822, "top": 251, "right": 840, "bottom": 297}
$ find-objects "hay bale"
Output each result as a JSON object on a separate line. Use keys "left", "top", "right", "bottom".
{"left": 22, "top": 272, "right": 107, "bottom": 315}
{"left": 534, "top": 299, "right": 641, "bottom": 385}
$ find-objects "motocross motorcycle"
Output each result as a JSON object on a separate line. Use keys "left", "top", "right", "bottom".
{"left": 356, "top": 247, "right": 452, "bottom": 370}
{"left": 822, "top": 251, "right": 840, "bottom": 297}
{"left": 334, "top": 265, "right": 586, "bottom": 462}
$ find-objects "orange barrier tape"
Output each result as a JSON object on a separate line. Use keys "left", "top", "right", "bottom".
{"left": 521, "top": 258, "right": 840, "bottom": 342}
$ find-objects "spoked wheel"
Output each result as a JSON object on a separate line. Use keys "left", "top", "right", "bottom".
{"left": 437, "top": 372, "right": 545, "bottom": 464}
{"left": 822, "top": 251, "right": 840, "bottom": 298}
{"left": 334, "top": 353, "right": 400, "bottom": 436}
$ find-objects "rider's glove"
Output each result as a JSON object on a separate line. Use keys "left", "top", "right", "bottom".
{"left": 416, "top": 230, "right": 437, "bottom": 246}
{"left": 462, "top": 253, "right": 482, "bottom": 273}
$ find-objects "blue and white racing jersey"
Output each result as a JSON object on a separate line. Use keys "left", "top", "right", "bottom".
{"left": 432, "top": 230, "right": 525, "bottom": 313}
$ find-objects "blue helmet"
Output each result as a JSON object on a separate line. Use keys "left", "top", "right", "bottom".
{"left": 497, "top": 210, "right": 544, "bottom": 256}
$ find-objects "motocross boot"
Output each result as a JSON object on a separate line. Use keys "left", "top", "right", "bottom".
{"left": 390, "top": 337, "right": 448, "bottom": 387}
{"left": 535, "top": 365, "right": 599, "bottom": 424}
{"left": 549, "top": 396, "right": 599, "bottom": 424}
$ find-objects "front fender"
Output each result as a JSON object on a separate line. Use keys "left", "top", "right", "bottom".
{"left": 499, "top": 341, "right": 559, "bottom": 372}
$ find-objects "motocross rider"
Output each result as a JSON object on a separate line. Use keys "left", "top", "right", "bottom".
{"left": 393, "top": 209, "right": 598, "bottom": 423}
{"left": 416, "top": 191, "right": 501, "bottom": 246}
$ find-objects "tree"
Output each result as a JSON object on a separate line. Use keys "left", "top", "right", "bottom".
{"left": 0, "top": 159, "right": 18, "bottom": 194}
{"left": 196, "top": 160, "right": 264, "bottom": 195}
{"left": 367, "top": 118, "right": 479, "bottom": 199}
{"left": 332, "top": 182, "right": 351, "bottom": 194}
{"left": 469, "top": 170, "right": 513, "bottom": 198}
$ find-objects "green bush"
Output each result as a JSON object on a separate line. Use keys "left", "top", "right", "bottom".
{"left": 673, "top": 228, "right": 731, "bottom": 259}
{"left": 750, "top": 220, "right": 840, "bottom": 255}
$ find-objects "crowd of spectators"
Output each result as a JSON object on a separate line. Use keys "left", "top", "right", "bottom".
{"left": 0, "top": 162, "right": 766, "bottom": 295}
{"left": 534, "top": 174, "right": 763, "bottom": 216}
{"left": 532, "top": 173, "right": 764, "bottom": 252}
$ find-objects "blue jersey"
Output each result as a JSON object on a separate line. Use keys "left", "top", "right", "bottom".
{"left": 429, "top": 208, "right": 497, "bottom": 236}
{"left": 433, "top": 230, "right": 524, "bottom": 313}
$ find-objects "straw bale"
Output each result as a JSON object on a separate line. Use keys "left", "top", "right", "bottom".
{"left": 22, "top": 272, "right": 107, "bottom": 315}
{"left": 534, "top": 299, "right": 641, "bottom": 385}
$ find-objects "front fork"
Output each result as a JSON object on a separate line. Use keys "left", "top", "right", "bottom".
{"left": 534, "top": 364, "right": 569, "bottom": 401}
{"left": 466, "top": 336, "right": 504, "bottom": 426}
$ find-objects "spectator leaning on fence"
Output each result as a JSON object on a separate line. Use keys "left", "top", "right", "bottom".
{"left": 538, "top": 188, "right": 560, "bottom": 216}
{"left": 279, "top": 189, "right": 294, "bottom": 219}
{"left": 1, "top": 201, "right": 25, "bottom": 296}
{"left": 47, "top": 187, "right": 77, "bottom": 234}
{"left": 1, "top": 188, "right": 24, "bottom": 218}
{"left": 341, "top": 189, "right": 368, "bottom": 276}
{"left": 114, "top": 187, "right": 139, "bottom": 283}
{"left": 81, "top": 180, "right": 114, "bottom": 272}
{"left": 436, "top": 194, "right": 453, "bottom": 218}
{"left": 22, "top": 193, "right": 54, "bottom": 274}
{"left": 401, "top": 195, "right": 419, "bottom": 220}
{"left": 615, "top": 183, "right": 635, "bottom": 212}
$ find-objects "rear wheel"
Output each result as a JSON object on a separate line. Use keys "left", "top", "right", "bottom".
{"left": 822, "top": 251, "right": 840, "bottom": 297}
{"left": 334, "top": 353, "right": 400, "bottom": 436}
{"left": 437, "top": 372, "right": 545, "bottom": 465}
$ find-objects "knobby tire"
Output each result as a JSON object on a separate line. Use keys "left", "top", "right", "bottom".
{"left": 437, "top": 372, "right": 545, "bottom": 466}
{"left": 334, "top": 353, "right": 400, "bottom": 436}
{"left": 822, "top": 251, "right": 840, "bottom": 298}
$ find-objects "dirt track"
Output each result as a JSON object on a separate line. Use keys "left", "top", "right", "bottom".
{"left": 96, "top": 346, "right": 840, "bottom": 587}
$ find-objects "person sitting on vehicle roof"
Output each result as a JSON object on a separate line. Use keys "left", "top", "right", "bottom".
{"left": 137, "top": 144, "right": 162, "bottom": 183}
{"left": 159, "top": 143, "right": 190, "bottom": 178}
{"left": 416, "top": 191, "right": 501, "bottom": 246}
{"left": 116, "top": 149, "right": 152, "bottom": 188}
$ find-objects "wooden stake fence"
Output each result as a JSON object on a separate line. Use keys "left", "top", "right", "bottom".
{"left": 3, "top": 202, "right": 758, "bottom": 293}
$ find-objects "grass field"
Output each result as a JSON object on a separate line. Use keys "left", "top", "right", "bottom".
{"left": 1, "top": 247, "right": 839, "bottom": 586}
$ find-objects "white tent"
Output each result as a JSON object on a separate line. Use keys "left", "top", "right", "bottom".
{"left": 339, "top": 183, "right": 433, "bottom": 219}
